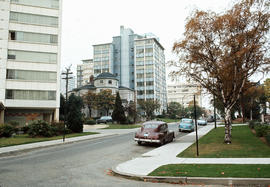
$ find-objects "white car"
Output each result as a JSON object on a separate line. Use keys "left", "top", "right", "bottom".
{"left": 197, "top": 118, "right": 207, "bottom": 126}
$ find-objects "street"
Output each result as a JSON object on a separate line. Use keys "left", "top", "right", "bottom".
{"left": 0, "top": 123, "right": 197, "bottom": 187}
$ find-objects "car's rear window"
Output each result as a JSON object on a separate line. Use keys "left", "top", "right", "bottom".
{"left": 144, "top": 124, "right": 159, "bottom": 129}
{"left": 182, "top": 119, "right": 192, "bottom": 123}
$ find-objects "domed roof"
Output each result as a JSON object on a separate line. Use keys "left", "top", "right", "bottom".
{"left": 95, "top": 72, "right": 118, "bottom": 80}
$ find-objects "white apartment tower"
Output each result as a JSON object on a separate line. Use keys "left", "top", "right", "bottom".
{"left": 134, "top": 38, "right": 167, "bottom": 113}
{"left": 77, "top": 59, "right": 94, "bottom": 87}
{"left": 0, "top": 0, "right": 62, "bottom": 124}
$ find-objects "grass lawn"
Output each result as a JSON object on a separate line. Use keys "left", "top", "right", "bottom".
{"left": 156, "top": 118, "right": 180, "bottom": 123}
{"left": 104, "top": 124, "right": 141, "bottom": 129}
{"left": 178, "top": 125, "right": 270, "bottom": 158}
{"left": 149, "top": 164, "right": 270, "bottom": 178}
{"left": 0, "top": 132, "right": 98, "bottom": 148}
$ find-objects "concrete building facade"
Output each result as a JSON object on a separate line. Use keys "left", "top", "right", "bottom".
{"left": 0, "top": 0, "right": 62, "bottom": 124}
{"left": 134, "top": 38, "right": 167, "bottom": 113}
{"left": 77, "top": 59, "right": 94, "bottom": 87}
{"left": 167, "top": 83, "right": 202, "bottom": 107}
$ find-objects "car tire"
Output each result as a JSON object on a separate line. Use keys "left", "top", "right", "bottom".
{"left": 137, "top": 141, "right": 142, "bottom": 145}
{"left": 179, "top": 129, "right": 181, "bottom": 132}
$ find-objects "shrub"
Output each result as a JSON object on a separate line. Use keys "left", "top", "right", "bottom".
{"left": 28, "top": 120, "right": 54, "bottom": 137}
{"left": 20, "top": 126, "right": 30, "bottom": 134}
{"left": 0, "top": 124, "right": 16, "bottom": 137}
{"left": 266, "top": 133, "right": 270, "bottom": 145}
{"left": 255, "top": 125, "right": 269, "bottom": 137}
{"left": 84, "top": 119, "right": 96, "bottom": 125}
{"left": 51, "top": 122, "right": 65, "bottom": 135}
{"left": 249, "top": 120, "right": 260, "bottom": 129}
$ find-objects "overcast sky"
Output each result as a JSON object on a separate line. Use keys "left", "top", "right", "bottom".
{"left": 61, "top": 0, "right": 232, "bottom": 72}
{"left": 60, "top": 0, "right": 235, "bottom": 108}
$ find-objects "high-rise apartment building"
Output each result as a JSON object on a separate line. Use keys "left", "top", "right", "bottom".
{"left": 134, "top": 38, "right": 167, "bottom": 112}
{"left": 92, "top": 26, "right": 167, "bottom": 113}
{"left": 0, "top": 0, "right": 62, "bottom": 124}
{"left": 77, "top": 59, "right": 94, "bottom": 87}
{"left": 167, "top": 82, "right": 202, "bottom": 107}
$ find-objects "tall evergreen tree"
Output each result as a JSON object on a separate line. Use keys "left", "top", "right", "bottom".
{"left": 67, "top": 94, "right": 84, "bottom": 133}
{"left": 112, "top": 92, "right": 127, "bottom": 124}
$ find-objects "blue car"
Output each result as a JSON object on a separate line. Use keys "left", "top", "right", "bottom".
{"left": 179, "top": 118, "right": 194, "bottom": 132}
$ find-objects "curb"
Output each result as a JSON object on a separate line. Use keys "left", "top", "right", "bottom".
{"left": 111, "top": 167, "right": 270, "bottom": 186}
{"left": 0, "top": 133, "right": 117, "bottom": 157}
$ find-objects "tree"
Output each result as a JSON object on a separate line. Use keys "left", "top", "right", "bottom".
{"left": 186, "top": 105, "right": 205, "bottom": 119}
{"left": 167, "top": 102, "right": 185, "bottom": 119}
{"left": 66, "top": 94, "right": 84, "bottom": 133}
{"left": 112, "top": 92, "right": 127, "bottom": 124}
{"left": 59, "top": 94, "right": 65, "bottom": 121}
{"left": 125, "top": 101, "right": 137, "bottom": 124}
{"left": 82, "top": 91, "right": 97, "bottom": 118}
{"left": 138, "top": 99, "right": 160, "bottom": 120}
{"left": 171, "top": 0, "right": 270, "bottom": 144}
{"left": 95, "top": 89, "right": 115, "bottom": 116}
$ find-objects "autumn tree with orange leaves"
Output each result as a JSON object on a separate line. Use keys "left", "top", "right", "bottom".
{"left": 171, "top": 0, "right": 270, "bottom": 144}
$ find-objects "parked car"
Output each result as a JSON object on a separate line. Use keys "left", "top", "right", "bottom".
{"left": 197, "top": 118, "right": 207, "bottom": 126}
{"left": 96, "top": 116, "right": 113, "bottom": 124}
{"left": 207, "top": 116, "right": 215, "bottom": 122}
{"left": 179, "top": 118, "right": 194, "bottom": 132}
{"left": 134, "top": 121, "right": 175, "bottom": 145}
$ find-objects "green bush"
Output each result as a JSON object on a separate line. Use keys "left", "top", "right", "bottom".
{"left": 85, "top": 119, "right": 96, "bottom": 125}
{"left": 20, "top": 126, "right": 30, "bottom": 134}
{"left": 255, "top": 125, "right": 269, "bottom": 137}
{"left": 0, "top": 124, "right": 16, "bottom": 137}
{"left": 248, "top": 120, "right": 261, "bottom": 129}
{"left": 266, "top": 133, "right": 270, "bottom": 145}
{"left": 28, "top": 120, "right": 54, "bottom": 137}
{"left": 51, "top": 122, "right": 66, "bottom": 135}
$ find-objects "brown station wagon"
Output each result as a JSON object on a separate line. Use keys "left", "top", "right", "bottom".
{"left": 134, "top": 121, "right": 175, "bottom": 145}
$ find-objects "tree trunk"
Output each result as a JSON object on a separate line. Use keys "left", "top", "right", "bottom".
{"left": 88, "top": 106, "right": 92, "bottom": 118}
{"left": 224, "top": 107, "right": 232, "bottom": 144}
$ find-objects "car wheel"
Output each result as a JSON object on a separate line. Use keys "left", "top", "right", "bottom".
{"left": 179, "top": 129, "right": 181, "bottom": 132}
{"left": 137, "top": 141, "right": 142, "bottom": 145}
{"left": 160, "top": 139, "right": 166, "bottom": 146}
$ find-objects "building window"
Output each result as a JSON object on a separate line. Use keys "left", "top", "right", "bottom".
{"left": 8, "top": 50, "right": 57, "bottom": 64}
{"left": 6, "top": 69, "right": 57, "bottom": 82}
{"left": 108, "top": 80, "right": 112, "bottom": 84}
{"left": 10, "top": 12, "right": 58, "bottom": 27}
{"left": 100, "top": 80, "right": 103, "bottom": 83}
{"left": 10, "top": 0, "right": 59, "bottom": 9}
{"left": 6, "top": 90, "right": 56, "bottom": 100}
{"left": 9, "top": 31, "right": 58, "bottom": 44}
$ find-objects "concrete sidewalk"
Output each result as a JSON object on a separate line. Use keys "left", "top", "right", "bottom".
{"left": 113, "top": 124, "right": 270, "bottom": 185}
{"left": 0, "top": 126, "right": 138, "bottom": 156}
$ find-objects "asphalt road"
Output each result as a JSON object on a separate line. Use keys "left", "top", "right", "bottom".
{"left": 0, "top": 123, "right": 206, "bottom": 187}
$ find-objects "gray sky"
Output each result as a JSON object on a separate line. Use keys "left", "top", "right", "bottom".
{"left": 61, "top": 0, "right": 232, "bottom": 72}
{"left": 60, "top": 0, "right": 233, "bottom": 108}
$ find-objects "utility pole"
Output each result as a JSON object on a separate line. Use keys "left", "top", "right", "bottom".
{"left": 194, "top": 95, "right": 199, "bottom": 156}
{"left": 61, "top": 66, "right": 73, "bottom": 142}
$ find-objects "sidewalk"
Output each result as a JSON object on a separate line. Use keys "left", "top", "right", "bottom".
{"left": 0, "top": 125, "right": 138, "bottom": 156}
{"left": 113, "top": 124, "right": 270, "bottom": 185}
